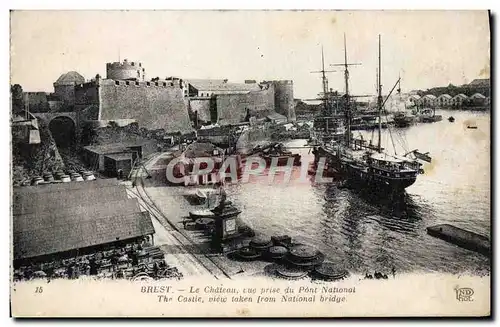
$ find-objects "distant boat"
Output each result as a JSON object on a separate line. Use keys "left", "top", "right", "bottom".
{"left": 448, "top": 116, "right": 455, "bottom": 122}
{"left": 418, "top": 108, "right": 442, "bottom": 123}
{"left": 393, "top": 111, "right": 416, "bottom": 127}
{"left": 467, "top": 125, "right": 478, "bottom": 129}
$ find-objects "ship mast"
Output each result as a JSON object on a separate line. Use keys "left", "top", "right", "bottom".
{"left": 344, "top": 35, "right": 351, "bottom": 147}
{"left": 321, "top": 46, "right": 329, "bottom": 103}
{"left": 377, "top": 34, "right": 382, "bottom": 153}
{"left": 311, "top": 45, "right": 336, "bottom": 113}
{"left": 331, "top": 34, "right": 361, "bottom": 148}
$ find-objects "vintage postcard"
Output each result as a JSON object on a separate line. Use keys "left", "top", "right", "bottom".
{"left": 10, "top": 10, "right": 491, "bottom": 317}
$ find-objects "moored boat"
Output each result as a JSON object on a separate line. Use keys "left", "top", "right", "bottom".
{"left": 418, "top": 108, "right": 442, "bottom": 123}
{"left": 393, "top": 111, "right": 416, "bottom": 127}
{"left": 249, "top": 142, "right": 302, "bottom": 166}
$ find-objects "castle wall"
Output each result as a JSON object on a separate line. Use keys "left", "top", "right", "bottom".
{"left": 54, "top": 85, "right": 76, "bottom": 108}
{"left": 215, "top": 84, "right": 275, "bottom": 125}
{"left": 24, "top": 92, "right": 49, "bottom": 113}
{"left": 75, "top": 83, "right": 100, "bottom": 120}
{"left": 272, "top": 80, "right": 296, "bottom": 122}
{"left": 48, "top": 100, "right": 63, "bottom": 112}
{"left": 98, "top": 80, "right": 192, "bottom": 133}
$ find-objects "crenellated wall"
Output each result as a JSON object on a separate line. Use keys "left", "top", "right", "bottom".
{"left": 79, "top": 79, "right": 192, "bottom": 133}
{"left": 75, "top": 82, "right": 100, "bottom": 112}
{"left": 24, "top": 92, "right": 49, "bottom": 113}
{"left": 215, "top": 84, "right": 275, "bottom": 125}
{"left": 72, "top": 69, "right": 294, "bottom": 131}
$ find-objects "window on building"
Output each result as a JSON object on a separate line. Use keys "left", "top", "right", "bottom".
{"left": 126, "top": 81, "right": 130, "bottom": 85}
{"left": 155, "top": 82, "right": 159, "bottom": 86}
{"left": 146, "top": 82, "right": 150, "bottom": 86}
{"left": 135, "top": 81, "right": 139, "bottom": 86}
{"left": 115, "top": 81, "right": 120, "bottom": 85}
{"left": 163, "top": 82, "right": 167, "bottom": 87}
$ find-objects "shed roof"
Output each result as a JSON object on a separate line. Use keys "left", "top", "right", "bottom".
{"left": 453, "top": 93, "right": 468, "bottom": 99}
{"left": 15, "top": 198, "right": 142, "bottom": 233}
{"left": 84, "top": 141, "right": 146, "bottom": 155}
{"left": 12, "top": 182, "right": 128, "bottom": 216}
{"left": 14, "top": 211, "right": 153, "bottom": 260}
{"left": 105, "top": 152, "right": 134, "bottom": 161}
{"left": 12, "top": 184, "right": 154, "bottom": 260}
{"left": 437, "top": 94, "right": 452, "bottom": 99}
{"left": 470, "top": 93, "right": 486, "bottom": 99}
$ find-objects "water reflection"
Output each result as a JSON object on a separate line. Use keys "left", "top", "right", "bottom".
{"left": 226, "top": 113, "right": 490, "bottom": 274}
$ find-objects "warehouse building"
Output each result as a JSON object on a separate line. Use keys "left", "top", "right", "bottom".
{"left": 12, "top": 179, "right": 155, "bottom": 267}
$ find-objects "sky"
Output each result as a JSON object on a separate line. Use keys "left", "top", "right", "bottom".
{"left": 10, "top": 10, "right": 490, "bottom": 99}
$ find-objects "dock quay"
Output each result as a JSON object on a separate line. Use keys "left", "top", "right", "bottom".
{"left": 130, "top": 152, "right": 350, "bottom": 281}
{"left": 426, "top": 224, "right": 490, "bottom": 256}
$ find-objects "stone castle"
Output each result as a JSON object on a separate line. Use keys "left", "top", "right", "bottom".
{"left": 24, "top": 59, "right": 296, "bottom": 133}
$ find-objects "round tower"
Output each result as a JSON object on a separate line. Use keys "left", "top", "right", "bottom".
{"left": 273, "top": 80, "right": 296, "bottom": 122}
{"left": 53, "top": 71, "right": 85, "bottom": 108}
{"left": 106, "top": 59, "right": 145, "bottom": 81}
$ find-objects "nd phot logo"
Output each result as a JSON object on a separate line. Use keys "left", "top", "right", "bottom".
{"left": 455, "top": 287, "right": 474, "bottom": 302}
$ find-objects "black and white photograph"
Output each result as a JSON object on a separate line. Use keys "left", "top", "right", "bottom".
{"left": 9, "top": 9, "right": 491, "bottom": 317}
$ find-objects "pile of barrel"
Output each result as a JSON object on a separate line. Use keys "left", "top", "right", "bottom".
{"left": 233, "top": 234, "right": 349, "bottom": 281}
{"left": 31, "top": 170, "right": 96, "bottom": 186}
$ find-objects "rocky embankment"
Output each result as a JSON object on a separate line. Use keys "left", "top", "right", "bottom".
{"left": 12, "top": 120, "right": 65, "bottom": 186}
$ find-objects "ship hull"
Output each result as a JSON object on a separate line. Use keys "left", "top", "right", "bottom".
{"left": 344, "top": 164, "right": 417, "bottom": 191}
{"left": 314, "top": 146, "right": 417, "bottom": 192}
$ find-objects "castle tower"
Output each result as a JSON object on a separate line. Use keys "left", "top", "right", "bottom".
{"left": 53, "top": 71, "right": 85, "bottom": 109}
{"left": 273, "top": 80, "right": 296, "bottom": 122}
{"left": 106, "top": 59, "right": 145, "bottom": 81}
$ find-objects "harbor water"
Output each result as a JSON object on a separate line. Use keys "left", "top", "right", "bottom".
{"left": 225, "top": 110, "right": 490, "bottom": 275}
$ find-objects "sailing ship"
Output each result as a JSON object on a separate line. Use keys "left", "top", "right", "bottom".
{"left": 312, "top": 34, "right": 430, "bottom": 192}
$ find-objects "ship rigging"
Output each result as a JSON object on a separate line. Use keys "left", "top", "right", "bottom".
{"left": 312, "top": 34, "right": 431, "bottom": 193}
